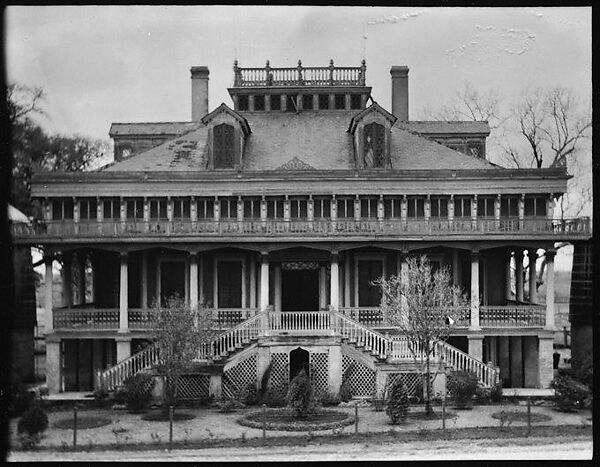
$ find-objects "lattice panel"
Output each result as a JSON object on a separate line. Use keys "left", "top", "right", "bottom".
{"left": 341, "top": 355, "right": 375, "bottom": 397}
{"left": 269, "top": 352, "right": 289, "bottom": 392}
{"left": 222, "top": 353, "right": 258, "bottom": 399}
{"left": 172, "top": 375, "right": 210, "bottom": 401}
{"left": 309, "top": 353, "right": 329, "bottom": 398}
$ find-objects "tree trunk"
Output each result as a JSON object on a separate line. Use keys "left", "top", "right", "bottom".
{"left": 425, "top": 354, "right": 432, "bottom": 415}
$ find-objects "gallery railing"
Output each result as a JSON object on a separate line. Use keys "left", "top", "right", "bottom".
{"left": 12, "top": 217, "right": 591, "bottom": 240}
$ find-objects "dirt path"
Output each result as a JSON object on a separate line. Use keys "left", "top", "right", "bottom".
{"left": 6, "top": 436, "right": 593, "bottom": 462}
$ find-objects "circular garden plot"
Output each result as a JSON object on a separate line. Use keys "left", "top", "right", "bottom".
{"left": 54, "top": 416, "right": 112, "bottom": 430}
{"left": 141, "top": 411, "right": 196, "bottom": 422}
{"left": 238, "top": 408, "right": 354, "bottom": 431}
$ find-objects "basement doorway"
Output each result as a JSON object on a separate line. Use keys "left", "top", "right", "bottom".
{"left": 289, "top": 347, "right": 310, "bottom": 381}
{"left": 281, "top": 262, "right": 320, "bottom": 311}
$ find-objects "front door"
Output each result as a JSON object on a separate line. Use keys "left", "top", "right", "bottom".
{"left": 282, "top": 267, "right": 319, "bottom": 311}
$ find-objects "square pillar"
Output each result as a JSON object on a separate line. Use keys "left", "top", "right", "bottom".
{"left": 209, "top": 374, "right": 222, "bottom": 399}
{"left": 509, "top": 336, "right": 523, "bottom": 387}
{"left": 256, "top": 346, "right": 270, "bottom": 388}
{"left": 330, "top": 254, "right": 339, "bottom": 310}
{"left": 432, "top": 365, "right": 447, "bottom": 398}
{"left": 498, "top": 336, "right": 510, "bottom": 387}
{"left": 260, "top": 253, "right": 270, "bottom": 311}
{"left": 319, "top": 265, "right": 327, "bottom": 310}
{"left": 374, "top": 369, "right": 387, "bottom": 399}
{"left": 538, "top": 336, "right": 555, "bottom": 388}
{"left": 523, "top": 336, "right": 539, "bottom": 388}
{"left": 328, "top": 345, "right": 342, "bottom": 395}
{"left": 189, "top": 252, "right": 198, "bottom": 312}
{"left": 140, "top": 251, "right": 148, "bottom": 309}
{"left": 119, "top": 252, "right": 129, "bottom": 333}
{"left": 46, "top": 338, "right": 61, "bottom": 394}
{"left": 274, "top": 263, "right": 282, "bottom": 312}
{"left": 467, "top": 334, "right": 484, "bottom": 361}
{"left": 515, "top": 249, "right": 524, "bottom": 302}
{"left": 249, "top": 254, "right": 256, "bottom": 309}
{"left": 344, "top": 253, "right": 351, "bottom": 307}
{"left": 44, "top": 255, "right": 54, "bottom": 333}
{"left": 116, "top": 336, "right": 131, "bottom": 362}
{"left": 61, "top": 254, "right": 72, "bottom": 308}
{"left": 470, "top": 251, "right": 481, "bottom": 330}
{"left": 545, "top": 249, "right": 556, "bottom": 330}
{"left": 528, "top": 249, "right": 538, "bottom": 304}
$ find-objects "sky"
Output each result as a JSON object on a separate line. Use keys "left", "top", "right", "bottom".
{"left": 5, "top": 6, "right": 591, "bottom": 141}
{"left": 5, "top": 6, "right": 592, "bottom": 270}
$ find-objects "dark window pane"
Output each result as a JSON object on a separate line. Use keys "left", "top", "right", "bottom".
{"left": 286, "top": 95, "right": 297, "bottom": 112}
{"left": 254, "top": 95, "right": 265, "bottom": 111}
{"left": 417, "top": 199, "right": 424, "bottom": 217}
{"left": 364, "top": 122, "right": 386, "bottom": 168}
{"left": 218, "top": 261, "right": 242, "bottom": 308}
{"left": 536, "top": 197, "right": 546, "bottom": 217}
{"left": 524, "top": 198, "right": 534, "bottom": 216}
{"left": 358, "top": 260, "right": 383, "bottom": 306}
{"left": 318, "top": 94, "right": 329, "bottom": 110}
{"left": 334, "top": 94, "right": 345, "bottom": 110}
{"left": 63, "top": 199, "right": 74, "bottom": 219}
{"left": 214, "top": 123, "right": 235, "bottom": 169}
{"left": 238, "top": 95, "right": 249, "bottom": 111}
{"left": 270, "top": 95, "right": 281, "bottom": 111}
{"left": 302, "top": 94, "right": 313, "bottom": 110}
{"left": 350, "top": 94, "right": 362, "bottom": 109}
{"left": 52, "top": 200, "right": 62, "bottom": 220}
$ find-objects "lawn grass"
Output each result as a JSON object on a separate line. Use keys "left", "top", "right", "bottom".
{"left": 13, "top": 424, "right": 592, "bottom": 453}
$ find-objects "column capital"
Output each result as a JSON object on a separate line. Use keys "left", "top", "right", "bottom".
{"left": 470, "top": 250, "right": 480, "bottom": 260}
{"left": 119, "top": 251, "right": 128, "bottom": 259}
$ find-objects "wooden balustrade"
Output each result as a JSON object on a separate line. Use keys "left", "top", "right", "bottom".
{"left": 54, "top": 308, "right": 119, "bottom": 330}
{"left": 96, "top": 343, "right": 159, "bottom": 391}
{"left": 479, "top": 305, "right": 545, "bottom": 327}
{"left": 13, "top": 217, "right": 590, "bottom": 240}
{"left": 268, "top": 311, "right": 332, "bottom": 333}
{"left": 234, "top": 62, "right": 365, "bottom": 87}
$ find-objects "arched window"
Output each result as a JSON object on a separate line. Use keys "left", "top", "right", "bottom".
{"left": 363, "top": 122, "right": 386, "bottom": 168}
{"left": 214, "top": 123, "right": 235, "bottom": 169}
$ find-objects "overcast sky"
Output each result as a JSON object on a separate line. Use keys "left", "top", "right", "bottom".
{"left": 5, "top": 6, "right": 591, "bottom": 141}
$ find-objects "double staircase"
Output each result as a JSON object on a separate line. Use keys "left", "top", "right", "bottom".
{"left": 96, "top": 310, "right": 499, "bottom": 391}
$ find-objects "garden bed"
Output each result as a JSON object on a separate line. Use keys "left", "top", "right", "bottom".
{"left": 141, "top": 411, "right": 196, "bottom": 422}
{"left": 491, "top": 410, "right": 552, "bottom": 424}
{"left": 238, "top": 408, "right": 354, "bottom": 431}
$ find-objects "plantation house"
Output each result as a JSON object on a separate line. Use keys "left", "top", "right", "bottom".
{"left": 11, "top": 60, "right": 591, "bottom": 400}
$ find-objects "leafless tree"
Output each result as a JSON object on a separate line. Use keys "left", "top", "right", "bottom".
{"left": 376, "top": 256, "right": 469, "bottom": 415}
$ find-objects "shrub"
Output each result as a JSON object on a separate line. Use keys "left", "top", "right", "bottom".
{"left": 286, "top": 369, "right": 316, "bottom": 418}
{"left": 574, "top": 355, "right": 593, "bottom": 390}
{"left": 122, "top": 373, "right": 155, "bottom": 412}
{"left": 550, "top": 374, "right": 590, "bottom": 411}
{"left": 320, "top": 391, "right": 341, "bottom": 407}
{"left": 339, "top": 363, "right": 354, "bottom": 403}
{"left": 447, "top": 370, "right": 479, "bottom": 408}
{"left": 17, "top": 402, "right": 48, "bottom": 449}
{"left": 241, "top": 383, "right": 260, "bottom": 406}
{"left": 263, "top": 385, "right": 287, "bottom": 407}
{"left": 216, "top": 395, "right": 242, "bottom": 413}
{"left": 93, "top": 387, "right": 110, "bottom": 408}
{"left": 490, "top": 381, "right": 503, "bottom": 403}
{"left": 386, "top": 379, "right": 409, "bottom": 424}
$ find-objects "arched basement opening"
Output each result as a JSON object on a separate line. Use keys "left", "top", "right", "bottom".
{"left": 289, "top": 347, "right": 310, "bottom": 381}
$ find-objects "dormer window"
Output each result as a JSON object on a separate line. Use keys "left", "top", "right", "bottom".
{"left": 214, "top": 123, "right": 235, "bottom": 169}
{"left": 364, "top": 122, "right": 386, "bottom": 168}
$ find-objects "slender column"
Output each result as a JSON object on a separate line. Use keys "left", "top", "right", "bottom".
{"left": 120, "top": 197, "right": 126, "bottom": 224}
{"left": 307, "top": 195, "right": 314, "bottom": 222}
{"left": 377, "top": 195, "right": 384, "bottom": 222}
{"left": 330, "top": 253, "right": 340, "bottom": 310}
{"left": 190, "top": 197, "right": 197, "bottom": 223}
{"left": 470, "top": 251, "right": 480, "bottom": 331}
{"left": 471, "top": 195, "right": 478, "bottom": 229}
{"left": 354, "top": 195, "right": 360, "bottom": 221}
{"left": 494, "top": 194, "right": 501, "bottom": 229}
{"left": 424, "top": 195, "right": 431, "bottom": 222}
{"left": 46, "top": 338, "right": 61, "bottom": 394}
{"left": 545, "top": 249, "right": 556, "bottom": 330}
{"left": 214, "top": 196, "right": 220, "bottom": 222}
{"left": 344, "top": 253, "right": 351, "bottom": 307}
{"left": 528, "top": 249, "right": 538, "bottom": 304}
{"left": 249, "top": 254, "right": 256, "bottom": 309}
{"left": 515, "top": 249, "right": 524, "bottom": 302}
{"left": 61, "top": 254, "right": 72, "bottom": 308}
{"left": 505, "top": 251, "right": 513, "bottom": 301}
{"left": 452, "top": 249, "right": 460, "bottom": 286}
{"left": 119, "top": 252, "right": 129, "bottom": 333}
{"left": 199, "top": 253, "right": 204, "bottom": 306}
{"left": 96, "top": 196, "right": 103, "bottom": 223}
{"left": 274, "top": 263, "right": 282, "bottom": 312}
{"left": 189, "top": 252, "right": 198, "bottom": 312}
{"left": 167, "top": 197, "right": 173, "bottom": 222}
{"left": 237, "top": 196, "right": 244, "bottom": 222}
{"left": 140, "top": 251, "right": 148, "bottom": 309}
{"left": 44, "top": 255, "right": 54, "bottom": 333}
{"left": 260, "top": 253, "right": 270, "bottom": 311}
{"left": 401, "top": 195, "right": 407, "bottom": 225}
{"left": 547, "top": 194, "right": 555, "bottom": 220}
{"left": 518, "top": 194, "right": 525, "bottom": 230}
{"left": 448, "top": 195, "right": 455, "bottom": 224}
{"left": 319, "top": 265, "right": 327, "bottom": 310}
{"left": 283, "top": 196, "right": 290, "bottom": 222}
{"left": 78, "top": 253, "right": 86, "bottom": 305}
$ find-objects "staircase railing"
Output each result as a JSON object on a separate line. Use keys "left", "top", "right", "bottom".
{"left": 333, "top": 311, "right": 389, "bottom": 359}
{"left": 434, "top": 340, "right": 499, "bottom": 387}
{"left": 197, "top": 312, "right": 264, "bottom": 360}
{"left": 96, "top": 342, "right": 160, "bottom": 391}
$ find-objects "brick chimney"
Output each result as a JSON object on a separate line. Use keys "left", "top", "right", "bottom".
{"left": 191, "top": 66, "right": 209, "bottom": 121}
{"left": 390, "top": 66, "right": 409, "bottom": 122}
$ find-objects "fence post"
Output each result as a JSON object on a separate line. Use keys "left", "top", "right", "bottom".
{"left": 527, "top": 397, "right": 531, "bottom": 437}
{"left": 355, "top": 405, "right": 358, "bottom": 434}
{"left": 169, "top": 406, "right": 174, "bottom": 450}
{"left": 73, "top": 405, "right": 78, "bottom": 449}
{"left": 262, "top": 404, "right": 267, "bottom": 440}
{"left": 442, "top": 394, "right": 446, "bottom": 438}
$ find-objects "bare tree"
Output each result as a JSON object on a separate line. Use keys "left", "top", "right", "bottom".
{"left": 152, "top": 296, "right": 219, "bottom": 409}
{"left": 376, "top": 256, "right": 469, "bottom": 415}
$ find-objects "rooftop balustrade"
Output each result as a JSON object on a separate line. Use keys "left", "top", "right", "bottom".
{"left": 233, "top": 59, "right": 367, "bottom": 87}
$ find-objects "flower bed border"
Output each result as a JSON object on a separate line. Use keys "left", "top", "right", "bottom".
{"left": 237, "top": 408, "right": 354, "bottom": 432}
